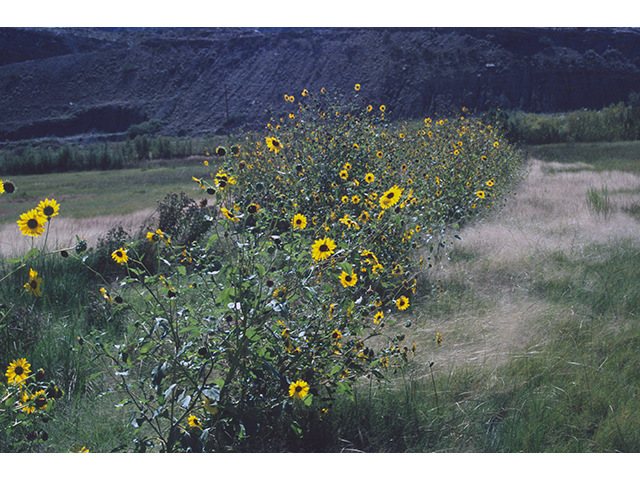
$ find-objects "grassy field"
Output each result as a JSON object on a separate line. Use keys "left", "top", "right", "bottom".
{"left": 4, "top": 142, "right": 640, "bottom": 452}
{"left": 0, "top": 158, "right": 212, "bottom": 258}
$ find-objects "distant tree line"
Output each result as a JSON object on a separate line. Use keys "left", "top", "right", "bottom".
{"left": 487, "top": 92, "right": 640, "bottom": 145}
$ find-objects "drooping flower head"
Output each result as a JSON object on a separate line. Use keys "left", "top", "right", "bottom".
{"left": 221, "top": 207, "right": 240, "bottom": 222}
{"left": 188, "top": 415, "right": 202, "bottom": 429}
{"left": 24, "top": 268, "right": 43, "bottom": 297}
{"left": 17, "top": 209, "right": 47, "bottom": 237}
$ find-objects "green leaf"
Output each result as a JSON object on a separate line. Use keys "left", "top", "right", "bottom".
{"left": 139, "top": 342, "right": 153, "bottom": 356}
{"left": 5, "top": 257, "right": 21, "bottom": 264}
{"left": 177, "top": 265, "right": 187, "bottom": 276}
{"left": 206, "top": 234, "right": 219, "bottom": 250}
{"left": 23, "top": 248, "right": 40, "bottom": 261}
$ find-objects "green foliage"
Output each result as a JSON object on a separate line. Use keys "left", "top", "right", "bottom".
{"left": 490, "top": 92, "right": 640, "bottom": 145}
{"left": 585, "top": 186, "right": 614, "bottom": 219}
{"left": 0, "top": 86, "right": 524, "bottom": 452}
{"left": 0, "top": 135, "right": 226, "bottom": 176}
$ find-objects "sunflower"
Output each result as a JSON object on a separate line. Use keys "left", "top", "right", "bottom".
{"left": 221, "top": 207, "right": 240, "bottom": 222}
{"left": 395, "top": 296, "right": 410, "bottom": 310}
{"left": 361, "top": 249, "right": 379, "bottom": 265}
{"left": 3, "top": 180, "right": 15, "bottom": 193}
{"left": 311, "top": 237, "right": 337, "bottom": 262}
{"left": 289, "top": 380, "right": 309, "bottom": 400}
{"left": 24, "top": 268, "right": 43, "bottom": 297}
{"left": 380, "top": 105, "right": 386, "bottom": 112}
{"left": 364, "top": 173, "right": 375, "bottom": 184}
{"left": 373, "top": 310, "right": 384, "bottom": 324}
{"left": 435, "top": 332, "right": 443, "bottom": 345}
{"left": 111, "top": 248, "right": 128, "bottom": 264}
{"left": 247, "top": 203, "right": 260, "bottom": 215}
{"left": 476, "top": 191, "right": 486, "bottom": 199}
{"left": 339, "top": 270, "right": 357, "bottom": 288}
{"left": 5, "top": 358, "right": 31, "bottom": 384}
{"left": 20, "top": 390, "right": 35, "bottom": 414}
{"left": 372, "top": 263, "right": 384, "bottom": 275}
{"left": 188, "top": 415, "right": 202, "bottom": 429}
{"left": 0, "top": 180, "right": 3, "bottom": 194}
{"left": 147, "top": 231, "right": 160, "bottom": 243}
{"left": 330, "top": 329, "right": 342, "bottom": 341}
{"left": 214, "top": 169, "right": 236, "bottom": 189}
{"left": 70, "top": 446, "right": 90, "bottom": 453}
{"left": 215, "top": 146, "right": 227, "bottom": 156}
{"left": 354, "top": 83, "right": 361, "bottom": 91}
{"left": 292, "top": 213, "right": 307, "bottom": 230}
{"left": 379, "top": 185, "right": 404, "bottom": 210}
{"left": 17, "top": 209, "right": 47, "bottom": 237}
{"left": 339, "top": 169, "right": 349, "bottom": 180}
{"left": 265, "top": 136, "right": 283, "bottom": 154}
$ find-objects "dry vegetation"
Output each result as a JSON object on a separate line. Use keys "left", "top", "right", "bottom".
{"left": 410, "top": 158, "right": 640, "bottom": 377}
{"left": 0, "top": 209, "right": 156, "bottom": 259}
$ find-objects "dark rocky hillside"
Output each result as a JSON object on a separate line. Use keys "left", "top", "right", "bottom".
{"left": 1, "top": 26, "right": 640, "bottom": 143}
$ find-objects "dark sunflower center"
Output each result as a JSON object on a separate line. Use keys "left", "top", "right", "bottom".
{"left": 248, "top": 205, "right": 257, "bottom": 214}
{"left": 14, "top": 366, "right": 24, "bottom": 375}
{"left": 43, "top": 206, "right": 54, "bottom": 216}
{"left": 272, "top": 140, "right": 280, "bottom": 148}
{"left": 116, "top": 251, "right": 123, "bottom": 258}
{"left": 27, "top": 218, "right": 39, "bottom": 229}
{"left": 319, "top": 244, "right": 329, "bottom": 252}
{"left": 30, "top": 280, "right": 38, "bottom": 289}
{"left": 386, "top": 192, "right": 395, "bottom": 200}
{"left": 345, "top": 276, "right": 352, "bottom": 282}
{"left": 295, "top": 219, "right": 302, "bottom": 225}
{"left": 295, "top": 385, "right": 302, "bottom": 393}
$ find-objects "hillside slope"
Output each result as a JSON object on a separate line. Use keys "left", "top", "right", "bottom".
{"left": 1, "top": 27, "right": 640, "bottom": 142}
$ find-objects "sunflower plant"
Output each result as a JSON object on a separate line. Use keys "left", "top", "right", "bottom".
{"left": 81, "top": 86, "right": 523, "bottom": 452}
{"left": 0, "top": 358, "right": 63, "bottom": 452}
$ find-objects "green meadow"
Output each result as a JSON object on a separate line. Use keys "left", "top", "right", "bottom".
{"left": 4, "top": 96, "right": 640, "bottom": 452}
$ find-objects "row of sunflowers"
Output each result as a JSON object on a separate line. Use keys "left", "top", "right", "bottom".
{"left": 1, "top": 85, "right": 524, "bottom": 451}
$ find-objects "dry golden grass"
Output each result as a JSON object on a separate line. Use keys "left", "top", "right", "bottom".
{"left": 407, "top": 158, "right": 640, "bottom": 378}
{"left": 0, "top": 209, "right": 156, "bottom": 259}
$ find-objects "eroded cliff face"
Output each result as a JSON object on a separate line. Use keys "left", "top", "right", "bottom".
{"left": 1, "top": 27, "right": 639, "bottom": 142}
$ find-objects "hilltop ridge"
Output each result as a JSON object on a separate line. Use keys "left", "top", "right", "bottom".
{"left": 1, "top": 27, "right": 640, "bottom": 143}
